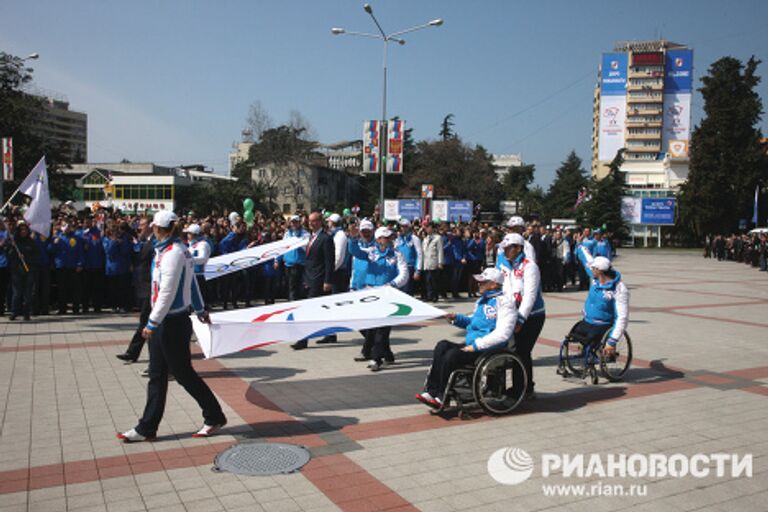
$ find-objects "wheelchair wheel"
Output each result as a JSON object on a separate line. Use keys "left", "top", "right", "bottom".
{"left": 599, "top": 331, "right": 632, "bottom": 382}
{"left": 563, "top": 338, "right": 588, "bottom": 377}
{"left": 472, "top": 352, "right": 527, "bottom": 416}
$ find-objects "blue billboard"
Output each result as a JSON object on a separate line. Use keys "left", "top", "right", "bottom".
{"left": 600, "top": 52, "right": 629, "bottom": 96}
{"left": 641, "top": 198, "right": 676, "bottom": 225}
{"left": 664, "top": 49, "right": 694, "bottom": 93}
{"left": 447, "top": 201, "right": 473, "bottom": 223}
{"left": 398, "top": 199, "right": 422, "bottom": 221}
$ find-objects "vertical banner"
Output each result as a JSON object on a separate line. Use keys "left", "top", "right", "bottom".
{"left": 383, "top": 199, "right": 399, "bottom": 221}
{"left": 362, "top": 120, "right": 380, "bottom": 174}
{"left": 431, "top": 200, "right": 448, "bottom": 222}
{"left": 386, "top": 119, "right": 404, "bottom": 173}
{"left": 662, "top": 49, "right": 693, "bottom": 158}
{"left": 1, "top": 138, "right": 12, "bottom": 181}
{"left": 598, "top": 52, "right": 628, "bottom": 161}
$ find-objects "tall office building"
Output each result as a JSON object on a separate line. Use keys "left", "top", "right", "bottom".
{"left": 591, "top": 40, "right": 693, "bottom": 182}
{"left": 35, "top": 96, "right": 88, "bottom": 163}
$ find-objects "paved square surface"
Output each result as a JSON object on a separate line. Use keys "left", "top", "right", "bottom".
{"left": 1, "top": 249, "right": 766, "bottom": 511}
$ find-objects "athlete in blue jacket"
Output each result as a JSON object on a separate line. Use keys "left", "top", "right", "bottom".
{"left": 417, "top": 267, "right": 517, "bottom": 408}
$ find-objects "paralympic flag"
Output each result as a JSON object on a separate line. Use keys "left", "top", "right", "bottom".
{"left": 203, "top": 236, "right": 308, "bottom": 280}
{"left": 192, "top": 287, "right": 445, "bottom": 359}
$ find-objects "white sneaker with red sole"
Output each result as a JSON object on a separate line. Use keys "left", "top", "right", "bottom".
{"left": 192, "top": 422, "right": 227, "bottom": 438}
{"left": 116, "top": 428, "right": 155, "bottom": 443}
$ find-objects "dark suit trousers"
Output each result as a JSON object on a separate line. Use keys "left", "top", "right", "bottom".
{"left": 125, "top": 297, "right": 151, "bottom": 360}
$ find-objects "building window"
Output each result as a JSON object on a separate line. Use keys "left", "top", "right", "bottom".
{"left": 283, "top": 203, "right": 292, "bottom": 213}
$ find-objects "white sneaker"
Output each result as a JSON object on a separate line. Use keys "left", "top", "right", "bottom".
{"left": 116, "top": 428, "right": 155, "bottom": 443}
{"left": 192, "top": 421, "right": 227, "bottom": 438}
{"left": 367, "top": 360, "right": 382, "bottom": 372}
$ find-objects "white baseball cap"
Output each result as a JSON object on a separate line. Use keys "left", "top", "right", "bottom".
{"left": 591, "top": 256, "right": 612, "bottom": 271}
{"left": 398, "top": 218, "right": 411, "bottom": 226}
{"left": 183, "top": 223, "right": 202, "bottom": 235}
{"left": 328, "top": 213, "right": 342, "bottom": 224}
{"left": 289, "top": 214, "right": 301, "bottom": 222}
{"left": 228, "top": 212, "right": 240, "bottom": 224}
{"left": 151, "top": 210, "right": 178, "bottom": 228}
{"left": 375, "top": 226, "right": 393, "bottom": 239}
{"left": 360, "top": 220, "right": 374, "bottom": 231}
{"left": 473, "top": 267, "right": 505, "bottom": 284}
{"left": 506, "top": 216, "right": 526, "bottom": 228}
{"left": 498, "top": 233, "right": 525, "bottom": 248}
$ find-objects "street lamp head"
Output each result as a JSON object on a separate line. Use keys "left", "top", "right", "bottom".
{"left": 331, "top": 27, "right": 345, "bottom": 35}
{"left": 25, "top": 53, "right": 40, "bottom": 60}
{"left": 429, "top": 19, "right": 444, "bottom": 27}
{"left": 395, "top": 38, "right": 406, "bottom": 45}
{"left": 363, "top": 3, "right": 373, "bottom": 14}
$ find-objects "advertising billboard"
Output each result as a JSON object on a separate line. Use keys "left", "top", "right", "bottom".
{"left": 398, "top": 199, "right": 422, "bottom": 221}
{"left": 386, "top": 119, "right": 404, "bottom": 174}
{"left": 431, "top": 200, "right": 448, "bottom": 222}
{"left": 621, "top": 197, "right": 642, "bottom": 225}
{"left": 447, "top": 200, "right": 474, "bottom": 223}
{"left": 662, "top": 50, "right": 693, "bottom": 158}
{"left": 598, "top": 52, "right": 628, "bottom": 161}
{"left": 362, "top": 120, "right": 381, "bottom": 174}
{"left": 640, "top": 198, "right": 676, "bottom": 225}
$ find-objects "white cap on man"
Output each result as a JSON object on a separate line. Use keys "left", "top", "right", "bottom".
{"left": 398, "top": 218, "right": 410, "bottom": 226}
{"left": 184, "top": 223, "right": 202, "bottom": 235}
{"left": 360, "top": 219, "right": 374, "bottom": 231}
{"left": 328, "top": 213, "right": 341, "bottom": 224}
{"left": 151, "top": 210, "right": 178, "bottom": 228}
{"left": 506, "top": 216, "right": 526, "bottom": 228}
{"left": 473, "top": 267, "right": 505, "bottom": 285}
{"left": 228, "top": 212, "right": 240, "bottom": 224}
{"left": 498, "top": 233, "right": 525, "bottom": 248}
{"left": 289, "top": 214, "right": 301, "bottom": 223}
{"left": 591, "top": 256, "right": 612, "bottom": 272}
{"left": 374, "top": 226, "right": 392, "bottom": 239}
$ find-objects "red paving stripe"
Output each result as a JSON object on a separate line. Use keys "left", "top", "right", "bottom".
{"left": 0, "top": 339, "right": 129, "bottom": 353}
{"left": 741, "top": 386, "right": 768, "bottom": 397}
{"left": 724, "top": 366, "right": 768, "bottom": 380}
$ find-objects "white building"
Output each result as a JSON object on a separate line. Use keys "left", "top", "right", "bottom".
{"left": 492, "top": 153, "right": 523, "bottom": 182}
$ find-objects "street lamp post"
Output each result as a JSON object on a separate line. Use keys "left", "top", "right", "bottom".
{"left": 332, "top": 4, "right": 442, "bottom": 217}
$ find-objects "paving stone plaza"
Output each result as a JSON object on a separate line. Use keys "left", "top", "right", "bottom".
{"left": 1, "top": 249, "right": 766, "bottom": 511}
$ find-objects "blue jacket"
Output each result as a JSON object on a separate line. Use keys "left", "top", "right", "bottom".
{"left": 79, "top": 228, "right": 105, "bottom": 270}
{"left": 52, "top": 233, "right": 84, "bottom": 269}
{"left": 595, "top": 239, "right": 613, "bottom": 260}
{"left": 102, "top": 236, "right": 132, "bottom": 275}
{"left": 453, "top": 289, "right": 516, "bottom": 351}
{"left": 466, "top": 238, "right": 485, "bottom": 262}
{"left": 0, "top": 230, "right": 8, "bottom": 268}
{"left": 31, "top": 233, "right": 51, "bottom": 266}
{"left": 395, "top": 233, "right": 422, "bottom": 270}
{"left": 576, "top": 246, "right": 630, "bottom": 340}
{"left": 579, "top": 237, "right": 597, "bottom": 259}
{"left": 347, "top": 240, "right": 409, "bottom": 288}
{"left": 348, "top": 237, "right": 375, "bottom": 290}
{"left": 218, "top": 232, "right": 248, "bottom": 255}
{"left": 278, "top": 228, "right": 309, "bottom": 267}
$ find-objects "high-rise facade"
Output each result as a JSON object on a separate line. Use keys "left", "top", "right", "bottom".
{"left": 35, "top": 96, "right": 88, "bottom": 163}
{"left": 591, "top": 40, "right": 693, "bottom": 181}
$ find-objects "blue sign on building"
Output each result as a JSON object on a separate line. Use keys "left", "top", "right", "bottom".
{"left": 398, "top": 199, "right": 422, "bottom": 221}
{"left": 447, "top": 201, "right": 474, "bottom": 223}
{"left": 641, "top": 198, "right": 676, "bottom": 225}
{"left": 600, "top": 52, "right": 629, "bottom": 96}
{"left": 664, "top": 49, "right": 694, "bottom": 93}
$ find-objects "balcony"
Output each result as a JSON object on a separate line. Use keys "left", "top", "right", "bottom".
{"left": 627, "top": 94, "right": 663, "bottom": 103}
{"left": 626, "top": 132, "right": 661, "bottom": 140}
{"left": 626, "top": 144, "right": 661, "bottom": 152}
{"left": 628, "top": 107, "right": 662, "bottom": 116}
{"left": 627, "top": 83, "right": 664, "bottom": 92}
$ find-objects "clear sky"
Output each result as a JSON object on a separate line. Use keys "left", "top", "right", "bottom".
{"left": 1, "top": 0, "right": 766, "bottom": 188}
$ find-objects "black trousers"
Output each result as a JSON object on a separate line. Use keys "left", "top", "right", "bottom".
{"left": 82, "top": 268, "right": 104, "bottom": 312}
{"left": 425, "top": 340, "right": 480, "bottom": 398}
{"left": 422, "top": 269, "right": 439, "bottom": 301}
{"left": 195, "top": 275, "right": 210, "bottom": 309}
{"left": 125, "top": 297, "right": 151, "bottom": 360}
{"left": 106, "top": 273, "right": 131, "bottom": 310}
{"left": 286, "top": 265, "right": 304, "bottom": 301}
{"left": 370, "top": 326, "right": 393, "bottom": 363}
{"left": 11, "top": 270, "right": 35, "bottom": 317}
{"left": 571, "top": 320, "right": 611, "bottom": 345}
{"left": 451, "top": 263, "right": 464, "bottom": 297}
{"left": 33, "top": 266, "right": 51, "bottom": 315}
{"left": 0, "top": 268, "right": 9, "bottom": 314}
{"left": 439, "top": 265, "right": 452, "bottom": 298}
{"left": 515, "top": 313, "right": 545, "bottom": 393}
{"left": 136, "top": 314, "right": 225, "bottom": 437}
{"left": 56, "top": 268, "right": 82, "bottom": 313}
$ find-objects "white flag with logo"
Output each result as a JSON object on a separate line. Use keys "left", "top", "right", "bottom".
{"left": 203, "top": 236, "right": 309, "bottom": 280}
{"left": 18, "top": 156, "right": 51, "bottom": 236}
{"left": 191, "top": 287, "right": 445, "bottom": 358}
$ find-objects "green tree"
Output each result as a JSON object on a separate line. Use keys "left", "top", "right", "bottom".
{"left": 175, "top": 179, "right": 268, "bottom": 217}
{"left": 522, "top": 185, "right": 546, "bottom": 217}
{"left": 502, "top": 163, "right": 535, "bottom": 209}
{"left": 544, "top": 150, "right": 588, "bottom": 220}
{"left": 678, "top": 56, "right": 768, "bottom": 236}
{"left": 439, "top": 113, "right": 455, "bottom": 141}
{"left": 578, "top": 150, "right": 628, "bottom": 238}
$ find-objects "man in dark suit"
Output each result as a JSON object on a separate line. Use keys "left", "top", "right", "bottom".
{"left": 117, "top": 217, "right": 154, "bottom": 363}
{"left": 291, "top": 211, "right": 335, "bottom": 350}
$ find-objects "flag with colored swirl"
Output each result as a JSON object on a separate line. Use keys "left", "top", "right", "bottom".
{"left": 192, "top": 287, "right": 445, "bottom": 358}
{"left": 203, "top": 236, "right": 308, "bottom": 280}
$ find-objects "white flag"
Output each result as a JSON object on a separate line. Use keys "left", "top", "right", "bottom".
{"left": 191, "top": 287, "right": 445, "bottom": 358}
{"left": 203, "top": 236, "right": 308, "bottom": 280}
{"left": 19, "top": 156, "right": 51, "bottom": 237}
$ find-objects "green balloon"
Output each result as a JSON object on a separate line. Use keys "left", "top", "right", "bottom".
{"left": 244, "top": 210, "right": 255, "bottom": 226}
{"left": 343, "top": 208, "right": 352, "bottom": 216}
{"left": 323, "top": 211, "right": 331, "bottom": 219}
{"left": 243, "top": 198, "right": 254, "bottom": 212}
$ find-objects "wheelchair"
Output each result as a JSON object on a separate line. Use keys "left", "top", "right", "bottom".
{"left": 557, "top": 325, "right": 632, "bottom": 384}
{"left": 430, "top": 340, "right": 528, "bottom": 419}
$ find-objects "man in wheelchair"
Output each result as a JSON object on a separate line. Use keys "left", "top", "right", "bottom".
{"left": 557, "top": 241, "right": 629, "bottom": 375}
{"left": 416, "top": 267, "right": 517, "bottom": 408}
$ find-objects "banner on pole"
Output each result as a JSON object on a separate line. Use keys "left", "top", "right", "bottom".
{"left": 386, "top": 119, "right": 404, "bottom": 173}
{"left": 203, "top": 237, "right": 308, "bottom": 280}
{"left": 362, "top": 120, "right": 381, "bottom": 174}
{"left": 2, "top": 138, "right": 12, "bottom": 181}
{"left": 192, "top": 287, "right": 445, "bottom": 359}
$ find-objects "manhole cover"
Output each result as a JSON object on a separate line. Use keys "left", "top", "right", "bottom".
{"left": 213, "top": 443, "right": 311, "bottom": 476}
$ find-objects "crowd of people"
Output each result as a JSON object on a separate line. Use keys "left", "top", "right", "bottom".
{"left": 704, "top": 232, "right": 768, "bottom": 271}
{"left": 0, "top": 205, "right": 616, "bottom": 321}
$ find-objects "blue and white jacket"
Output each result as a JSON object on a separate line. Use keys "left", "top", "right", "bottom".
{"left": 496, "top": 251, "right": 545, "bottom": 324}
{"left": 188, "top": 236, "right": 212, "bottom": 275}
{"left": 576, "top": 245, "right": 629, "bottom": 343}
{"left": 278, "top": 228, "right": 309, "bottom": 267}
{"left": 395, "top": 232, "right": 423, "bottom": 272}
{"left": 595, "top": 239, "right": 613, "bottom": 260}
{"left": 452, "top": 289, "right": 517, "bottom": 351}
{"left": 146, "top": 237, "right": 204, "bottom": 330}
{"left": 347, "top": 240, "right": 409, "bottom": 289}
{"left": 348, "top": 236, "right": 375, "bottom": 290}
